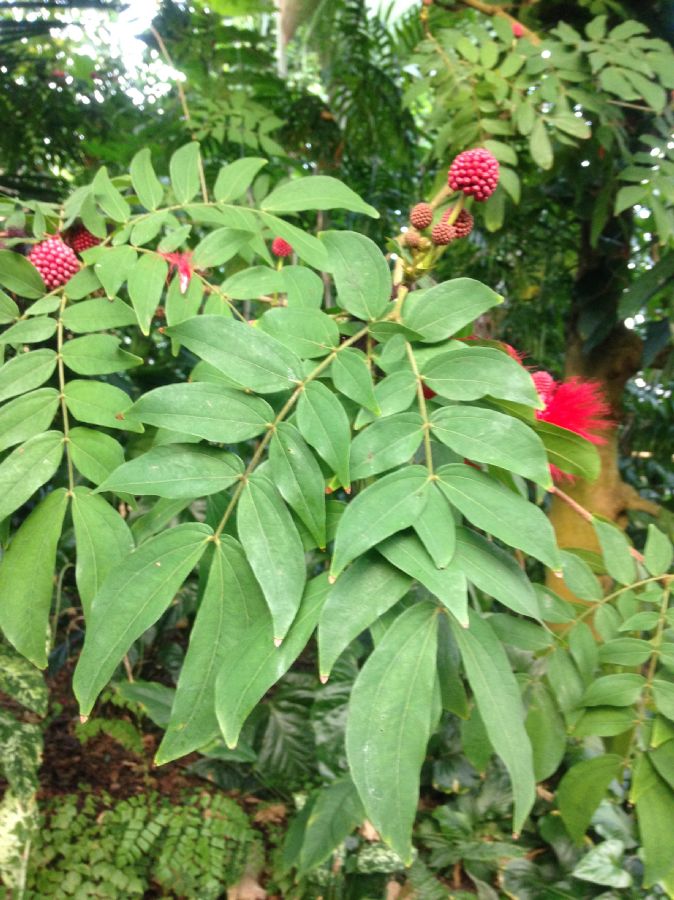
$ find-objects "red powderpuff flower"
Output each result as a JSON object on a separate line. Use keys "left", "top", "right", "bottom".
{"left": 160, "top": 251, "right": 195, "bottom": 295}
{"left": 28, "top": 237, "right": 80, "bottom": 289}
{"left": 533, "top": 371, "right": 612, "bottom": 480}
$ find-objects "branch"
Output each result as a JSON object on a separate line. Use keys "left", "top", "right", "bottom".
{"left": 434, "top": 0, "right": 541, "bottom": 45}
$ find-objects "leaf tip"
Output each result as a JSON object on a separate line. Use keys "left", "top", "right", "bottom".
{"left": 319, "top": 673, "right": 329, "bottom": 684}
{"left": 273, "top": 636, "right": 283, "bottom": 648}
{"left": 79, "top": 714, "right": 89, "bottom": 724}
{"left": 328, "top": 572, "right": 337, "bottom": 584}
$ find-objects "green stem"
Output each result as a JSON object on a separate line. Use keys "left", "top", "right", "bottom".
{"left": 56, "top": 292, "right": 75, "bottom": 494}
{"left": 405, "top": 341, "right": 434, "bottom": 476}
{"left": 212, "top": 321, "right": 372, "bottom": 539}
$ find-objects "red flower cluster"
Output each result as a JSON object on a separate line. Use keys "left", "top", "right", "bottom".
{"left": 271, "top": 237, "right": 293, "bottom": 258}
{"left": 448, "top": 149, "right": 500, "bottom": 201}
{"left": 69, "top": 227, "right": 101, "bottom": 255}
{"left": 28, "top": 237, "right": 80, "bottom": 289}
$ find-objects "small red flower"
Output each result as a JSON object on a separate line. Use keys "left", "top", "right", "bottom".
{"left": 271, "top": 237, "right": 293, "bottom": 258}
{"left": 533, "top": 371, "right": 612, "bottom": 481}
{"left": 511, "top": 20, "right": 525, "bottom": 38}
{"left": 160, "top": 251, "right": 194, "bottom": 294}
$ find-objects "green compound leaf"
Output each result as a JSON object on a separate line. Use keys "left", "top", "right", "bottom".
{"left": 237, "top": 473, "right": 307, "bottom": 644}
{"left": 318, "top": 553, "right": 412, "bottom": 679}
{"left": 320, "top": 231, "right": 390, "bottom": 320}
{"left": 166, "top": 315, "right": 303, "bottom": 393}
{"left": 0, "top": 431, "right": 64, "bottom": 523}
{"left": 450, "top": 611, "right": 536, "bottom": 836}
{"left": 330, "top": 466, "right": 429, "bottom": 578}
{"left": 297, "top": 380, "right": 351, "bottom": 489}
{"left": 403, "top": 278, "right": 502, "bottom": 343}
{"left": 74, "top": 523, "right": 212, "bottom": 716}
{"left": 71, "top": 488, "right": 135, "bottom": 621}
{"left": 128, "top": 382, "right": 273, "bottom": 443}
{"left": 438, "top": 464, "right": 560, "bottom": 570}
{"left": 0, "top": 488, "right": 69, "bottom": 668}
{"left": 346, "top": 601, "right": 438, "bottom": 864}
{"left": 215, "top": 571, "right": 330, "bottom": 748}
{"left": 96, "top": 444, "right": 243, "bottom": 499}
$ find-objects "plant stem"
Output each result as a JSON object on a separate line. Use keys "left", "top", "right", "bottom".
{"left": 405, "top": 341, "right": 434, "bottom": 476}
{"left": 550, "top": 484, "right": 645, "bottom": 562}
{"left": 212, "top": 322, "right": 372, "bottom": 539}
{"left": 56, "top": 292, "right": 75, "bottom": 495}
{"left": 150, "top": 25, "right": 209, "bottom": 204}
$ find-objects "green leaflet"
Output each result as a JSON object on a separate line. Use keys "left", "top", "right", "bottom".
{"left": 534, "top": 420, "right": 600, "bottom": 482}
{"left": 422, "top": 347, "right": 542, "bottom": 408}
{"left": 0, "top": 431, "right": 64, "bottom": 523}
{"left": 257, "top": 212, "right": 328, "bottom": 269}
{"left": 96, "top": 444, "right": 243, "bottom": 498}
{"left": 523, "top": 681, "right": 566, "bottom": 782}
{"left": 412, "top": 482, "right": 456, "bottom": 569}
{"left": 128, "top": 383, "right": 273, "bottom": 443}
{"left": 61, "top": 297, "right": 138, "bottom": 333}
{"left": 354, "top": 370, "right": 417, "bottom": 429}
{"left": 296, "top": 778, "right": 365, "bottom": 877}
{"left": 69, "top": 427, "right": 125, "bottom": 486}
{"left": 93, "top": 245, "right": 137, "bottom": 299}
{"left": 61, "top": 334, "right": 142, "bottom": 376}
{"left": 282, "top": 266, "right": 324, "bottom": 310}
{"left": 378, "top": 532, "right": 468, "bottom": 626}
{"left": 130, "top": 147, "right": 164, "bottom": 210}
{"left": 0, "top": 488, "right": 69, "bottom": 668}
{"left": 431, "top": 405, "right": 552, "bottom": 489}
{"left": 453, "top": 526, "right": 540, "bottom": 619}
{"left": 0, "top": 316, "right": 57, "bottom": 345}
{"left": 192, "top": 227, "right": 252, "bottom": 269}
{"left": 259, "top": 308, "right": 339, "bottom": 359}
{"left": 438, "top": 464, "right": 561, "bottom": 570}
{"left": 165, "top": 316, "right": 303, "bottom": 393}
{"left": 157, "top": 539, "right": 249, "bottom": 763}
{"left": 402, "top": 278, "right": 502, "bottom": 343}
{"left": 262, "top": 176, "right": 379, "bottom": 218}
{"left": 0, "top": 350, "right": 56, "bottom": 403}
{"left": 450, "top": 611, "right": 536, "bottom": 835}
{"left": 558, "top": 755, "right": 623, "bottom": 844}
{"left": 237, "top": 474, "right": 307, "bottom": 643}
{"left": 330, "top": 466, "right": 430, "bottom": 578}
{"left": 331, "top": 348, "right": 379, "bottom": 414}
{"left": 644, "top": 524, "right": 673, "bottom": 577}
{"left": 213, "top": 157, "right": 267, "bottom": 202}
{"left": 350, "top": 413, "right": 423, "bottom": 480}
{"left": 0, "top": 250, "right": 46, "bottom": 298}
{"left": 320, "top": 231, "right": 390, "bottom": 320}
{"left": 318, "top": 554, "right": 413, "bottom": 679}
{"left": 346, "top": 601, "right": 438, "bottom": 863}
{"left": 169, "top": 142, "right": 202, "bottom": 204}
{"left": 74, "top": 523, "right": 212, "bottom": 716}
{"left": 297, "top": 380, "right": 351, "bottom": 489}
{"left": 215, "top": 572, "right": 330, "bottom": 748}
{"left": 127, "top": 254, "right": 169, "bottom": 335}
{"left": 71, "top": 488, "right": 135, "bottom": 621}
{"left": 0, "top": 388, "right": 59, "bottom": 453}
{"left": 92, "top": 166, "right": 129, "bottom": 221}
{"left": 631, "top": 756, "right": 674, "bottom": 885}
{"left": 64, "top": 380, "right": 143, "bottom": 432}
{"left": 593, "top": 518, "right": 637, "bottom": 585}
{"left": 269, "top": 422, "right": 326, "bottom": 548}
